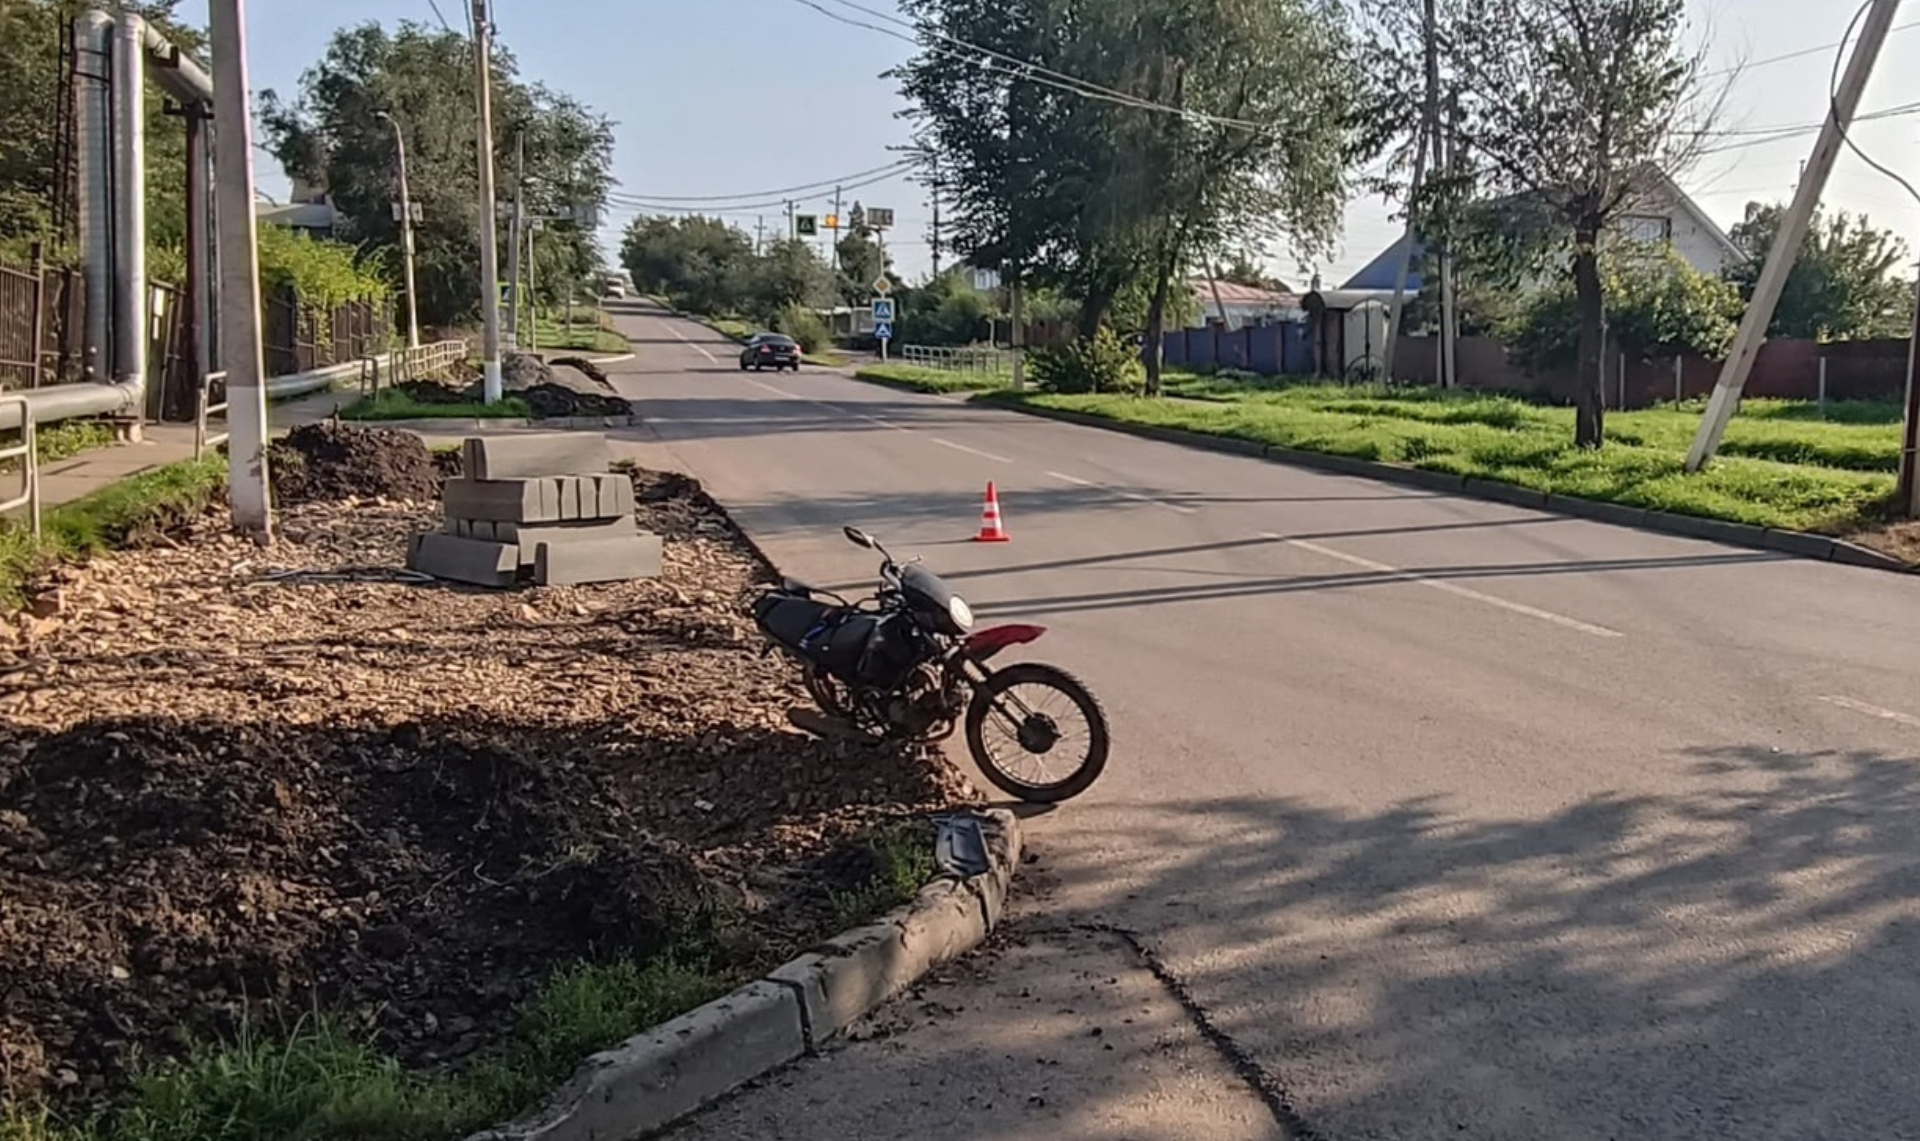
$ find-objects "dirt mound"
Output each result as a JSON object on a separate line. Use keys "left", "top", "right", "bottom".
{"left": 267, "top": 422, "right": 443, "bottom": 505}
{"left": 502, "top": 352, "right": 633, "bottom": 419}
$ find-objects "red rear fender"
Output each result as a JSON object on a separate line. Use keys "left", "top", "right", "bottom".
{"left": 964, "top": 623, "right": 1047, "bottom": 660}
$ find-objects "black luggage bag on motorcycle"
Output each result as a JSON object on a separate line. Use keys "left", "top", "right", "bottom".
{"left": 752, "top": 594, "right": 917, "bottom": 690}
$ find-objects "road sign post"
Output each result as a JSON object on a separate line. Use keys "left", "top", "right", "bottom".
{"left": 872, "top": 296, "right": 894, "bottom": 362}
{"left": 796, "top": 215, "right": 817, "bottom": 237}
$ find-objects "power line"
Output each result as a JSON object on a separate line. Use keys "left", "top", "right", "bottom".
{"left": 1701, "top": 19, "right": 1920, "bottom": 78}
{"left": 609, "top": 160, "right": 914, "bottom": 205}
{"left": 605, "top": 166, "right": 914, "bottom": 217}
{"left": 1828, "top": 2, "right": 1920, "bottom": 211}
{"left": 785, "top": 0, "right": 1273, "bottom": 133}
{"left": 423, "top": 0, "right": 455, "bottom": 33}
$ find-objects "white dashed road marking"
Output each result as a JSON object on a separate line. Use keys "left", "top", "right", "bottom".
{"left": 1821, "top": 695, "right": 1920, "bottom": 730}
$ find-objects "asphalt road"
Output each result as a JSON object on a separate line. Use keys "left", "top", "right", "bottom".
{"left": 609, "top": 299, "right": 1920, "bottom": 1141}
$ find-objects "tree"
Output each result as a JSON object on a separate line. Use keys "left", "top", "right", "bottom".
{"left": 1726, "top": 202, "right": 1913, "bottom": 342}
{"left": 260, "top": 21, "right": 614, "bottom": 327}
{"left": 619, "top": 215, "right": 753, "bottom": 314}
{"left": 1506, "top": 246, "right": 1742, "bottom": 369}
{"left": 1363, "top": 0, "right": 1721, "bottom": 447}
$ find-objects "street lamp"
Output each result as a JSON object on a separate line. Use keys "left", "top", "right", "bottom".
{"left": 374, "top": 109, "right": 421, "bottom": 349}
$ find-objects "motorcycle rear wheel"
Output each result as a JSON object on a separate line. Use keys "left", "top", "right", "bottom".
{"left": 964, "top": 662, "right": 1109, "bottom": 804}
{"left": 803, "top": 665, "right": 855, "bottom": 720}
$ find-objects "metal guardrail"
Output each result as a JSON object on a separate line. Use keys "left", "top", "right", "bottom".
{"left": 899, "top": 344, "right": 1013, "bottom": 374}
{"left": 0, "top": 392, "right": 40, "bottom": 535}
{"left": 195, "top": 369, "right": 229, "bottom": 460}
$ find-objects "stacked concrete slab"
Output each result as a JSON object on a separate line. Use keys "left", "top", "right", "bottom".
{"left": 405, "top": 433, "right": 664, "bottom": 588}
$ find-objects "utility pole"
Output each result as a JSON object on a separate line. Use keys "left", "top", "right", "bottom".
{"left": 471, "top": 0, "right": 504, "bottom": 403}
{"left": 525, "top": 220, "right": 538, "bottom": 351}
{"left": 506, "top": 129, "right": 525, "bottom": 350}
{"left": 1010, "top": 271, "right": 1026, "bottom": 391}
{"left": 755, "top": 215, "right": 765, "bottom": 256}
{"left": 1686, "top": 0, "right": 1900, "bottom": 471}
{"left": 1436, "top": 92, "right": 1459, "bottom": 389}
{"left": 208, "top": 0, "right": 272, "bottom": 536}
{"left": 375, "top": 110, "right": 420, "bottom": 349}
{"left": 786, "top": 199, "right": 796, "bottom": 242}
{"left": 1382, "top": 0, "right": 1439, "bottom": 384}
{"left": 1900, "top": 264, "right": 1920, "bottom": 514}
{"left": 929, "top": 155, "right": 943, "bottom": 278}
{"left": 831, "top": 185, "right": 844, "bottom": 270}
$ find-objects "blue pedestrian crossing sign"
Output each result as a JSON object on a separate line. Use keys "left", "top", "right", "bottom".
{"left": 871, "top": 298, "right": 896, "bottom": 322}
{"left": 874, "top": 321, "right": 894, "bottom": 341}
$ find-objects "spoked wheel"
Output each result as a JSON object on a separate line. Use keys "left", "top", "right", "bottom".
{"left": 964, "top": 662, "right": 1109, "bottom": 804}
{"left": 803, "top": 665, "right": 855, "bottom": 720}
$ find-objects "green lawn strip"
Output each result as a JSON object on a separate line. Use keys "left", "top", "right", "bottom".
{"left": 338, "top": 391, "right": 533, "bottom": 422}
{"left": 854, "top": 363, "right": 1012, "bottom": 395}
{"left": 981, "top": 385, "right": 1895, "bottom": 535}
{"left": 0, "top": 455, "right": 228, "bottom": 613}
{"left": 0, "top": 821, "right": 942, "bottom": 1141}
{"left": 529, "top": 312, "right": 630, "bottom": 355}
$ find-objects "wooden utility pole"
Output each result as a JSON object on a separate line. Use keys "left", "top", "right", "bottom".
{"left": 1900, "top": 265, "right": 1920, "bottom": 514}
{"left": 1686, "top": 0, "right": 1901, "bottom": 471}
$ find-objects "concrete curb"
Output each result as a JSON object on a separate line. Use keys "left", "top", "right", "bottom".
{"left": 867, "top": 387, "right": 1914, "bottom": 577}
{"left": 337, "top": 412, "right": 643, "bottom": 433}
{"left": 466, "top": 809, "right": 1023, "bottom": 1141}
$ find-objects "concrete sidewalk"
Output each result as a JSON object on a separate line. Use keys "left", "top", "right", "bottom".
{"left": 663, "top": 875, "right": 1284, "bottom": 1141}
{"left": 32, "top": 389, "right": 353, "bottom": 511}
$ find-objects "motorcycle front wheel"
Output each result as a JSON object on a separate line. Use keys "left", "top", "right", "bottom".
{"left": 964, "top": 662, "right": 1109, "bottom": 804}
{"left": 802, "top": 665, "right": 855, "bottom": 720}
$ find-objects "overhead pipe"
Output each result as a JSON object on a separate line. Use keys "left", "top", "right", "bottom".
{"left": 1, "top": 10, "right": 215, "bottom": 432}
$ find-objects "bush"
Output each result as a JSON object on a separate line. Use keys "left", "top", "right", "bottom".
{"left": 1031, "top": 326, "right": 1145, "bottom": 395}
{"left": 771, "top": 303, "right": 831, "bottom": 354}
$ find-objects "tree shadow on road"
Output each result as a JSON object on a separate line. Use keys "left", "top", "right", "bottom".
{"left": 1009, "top": 741, "right": 1920, "bottom": 1139}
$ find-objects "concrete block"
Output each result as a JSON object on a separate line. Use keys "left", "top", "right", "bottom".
{"left": 1391, "top": 465, "right": 1467, "bottom": 494}
{"left": 1545, "top": 494, "right": 1649, "bottom": 530}
{"left": 557, "top": 477, "right": 583, "bottom": 521}
{"left": 592, "top": 474, "right": 636, "bottom": 519}
{"left": 406, "top": 532, "right": 520, "bottom": 587}
{"left": 461, "top": 433, "right": 612, "bottom": 480}
{"left": 1829, "top": 540, "right": 1913, "bottom": 573}
{"left": 497, "top": 518, "right": 637, "bottom": 567}
{"left": 532, "top": 532, "right": 664, "bottom": 586}
{"left": 1645, "top": 511, "right": 1767, "bottom": 550}
{"left": 481, "top": 981, "right": 805, "bottom": 1141}
{"left": 1759, "top": 528, "right": 1836, "bottom": 561}
{"left": 442, "top": 478, "right": 562, "bottom": 524}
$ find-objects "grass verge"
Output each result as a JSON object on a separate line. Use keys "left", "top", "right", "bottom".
{"left": 339, "top": 391, "right": 533, "bottom": 422}
{"left": 0, "top": 455, "right": 227, "bottom": 612}
{"left": 854, "top": 363, "right": 1012, "bottom": 395}
{"left": 530, "top": 309, "right": 630, "bottom": 355}
{"left": 0, "top": 820, "right": 943, "bottom": 1141}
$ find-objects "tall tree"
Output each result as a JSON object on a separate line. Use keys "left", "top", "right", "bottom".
{"left": 1364, "top": 0, "right": 1720, "bottom": 446}
{"left": 259, "top": 21, "right": 614, "bottom": 327}
{"left": 1726, "top": 202, "right": 1913, "bottom": 342}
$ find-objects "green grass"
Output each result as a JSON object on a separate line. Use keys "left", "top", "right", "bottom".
{"left": 0, "top": 455, "right": 228, "bottom": 612}
{"left": 339, "top": 391, "right": 533, "bottom": 422}
{"left": 827, "top": 819, "right": 938, "bottom": 929}
{"left": 1, "top": 957, "right": 734, "bottom": 1141}
{"left": 854, "top": 363, "right": 1014, "bottom": 395}
{"left": 528, "top": 309, "right": 629, "bottom": 355}
{"left": 963, "top": 379, "right": 1900, "bottom": 535}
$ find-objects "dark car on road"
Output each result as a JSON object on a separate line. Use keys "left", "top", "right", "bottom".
{"left": 740, "top": 333, "right": 802, "bottom": 372}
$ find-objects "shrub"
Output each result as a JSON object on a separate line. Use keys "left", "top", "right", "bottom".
{"left": 1031, "top": 326, "right": 1145, "bottom": 395}
{"left": 771, "top": 303, "right": 831, "bottom": 353}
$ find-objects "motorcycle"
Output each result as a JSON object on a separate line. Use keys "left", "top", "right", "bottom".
{"left": 752, "top": 526, "right": 1110, "bottom": 804}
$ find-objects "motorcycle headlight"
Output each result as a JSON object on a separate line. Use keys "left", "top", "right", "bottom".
{"left": 948, "top": 595, "right": 975, "bottom": 632}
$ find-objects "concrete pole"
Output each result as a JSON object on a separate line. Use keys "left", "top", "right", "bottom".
{"left": 377, "top": 112, "right": 421, "bottom": 349}
{"left": 184, "top": 106, "right": 212, "bottom": 383}
{"left": 1898, "top": 272, "right": 1920, "bottom": 514}
{"left": 506, "top": 130, "right": 524, "bottom": 349}
{"left": 208, "top": 0, "right": 273, "bottom": 537}
{"left": 1685, "top": 0, "right": 1901, "bottom": 471}
{"left": 110, "top": 14, "right": 147, "bottom": 402}
{"left": 471, "top": 0, "right": 504, "bottom": 402}
{"left": 1010, "top": 273, "right": 1026, "bottom": 391}
{"left": 1383, "top": 0, "right": 1440, "bottom": 384}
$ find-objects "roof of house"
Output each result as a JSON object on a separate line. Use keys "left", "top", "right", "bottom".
{"left": 256, "top": 200, "right": 336, "bottom": 230}
{"left": 1190, "top": 279, "right": 1299, "bottom": 307}
{"left": 1339, "top": 167, "right": 1743, "bottom": 289}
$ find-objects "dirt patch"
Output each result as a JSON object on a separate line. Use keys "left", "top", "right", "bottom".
{"left": 0, "top": 464, "right": 977, "bottom": 1106}
{"left": 1844, "top": 520, "right": 1920, "bottom": 567}
{"left": 267, "top": 422, "right": 443, "bottom": 505}
{"left": 502, "top": 353, "right": 633, "bottom": 419}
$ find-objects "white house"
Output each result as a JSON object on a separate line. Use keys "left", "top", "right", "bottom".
{"left": 1342, "top": 167, "right": 1745, "bottom": 292}
{"left": 1187, "top": 279, "right": 1304, "bottom": 329}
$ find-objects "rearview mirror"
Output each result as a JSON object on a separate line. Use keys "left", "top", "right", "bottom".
{"left": 843, "top": 526, "right": 875, "bottom": 549}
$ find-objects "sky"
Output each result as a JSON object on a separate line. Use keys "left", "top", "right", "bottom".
{"left": 174, "top": 0, "right": 1920, "bottom": 289}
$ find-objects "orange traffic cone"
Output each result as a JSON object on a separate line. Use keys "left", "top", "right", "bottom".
{"left": 974, "top": 482, "right": 1011, "bottom": 543}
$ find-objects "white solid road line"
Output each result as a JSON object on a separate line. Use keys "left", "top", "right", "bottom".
{"left": 931, "top": 437, "right": 1011, "bottom": 463}
{"left": 1046, "top": 470, "right": 1096, "bottom": 486}
{"left": 1820, "top": 695, "right": 1920, "bottom": 730}
{"left": 1265, "top": 532, "right": 1625, "bottom": 639}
